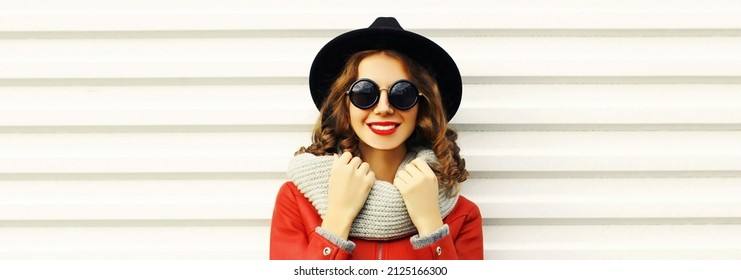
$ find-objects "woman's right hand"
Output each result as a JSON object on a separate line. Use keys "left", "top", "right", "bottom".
{"left": 321, "top": 152, "right": 375, "bottom": 239}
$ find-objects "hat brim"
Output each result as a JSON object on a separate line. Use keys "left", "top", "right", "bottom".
{"left": 309, "top": 26, "right": 462, "bottom": 122}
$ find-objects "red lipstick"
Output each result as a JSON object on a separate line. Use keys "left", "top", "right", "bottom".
{"left": 367, "top": 122, "right": 399, "bottom": 135}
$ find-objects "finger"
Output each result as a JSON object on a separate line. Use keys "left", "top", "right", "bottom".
{"left": 411, "top": 158, "right": 436, "bottom": 177}
{"left": 349, "top": 156, "right": 362, "bottom": 168}
{"left": 334, "top": 151, "right": 352, "bottom": 166}
{"left": 404, "top": 161, "right": 424, "bottom": 177}
{"left": 393, "top": 175, "right": 405, "bottom": 186}
{"left": 357, "top": 162, "right": 370, "bottom": 175}
{"left": 395, "top": 170, "right": 413, "bottom": 184}
{"left": 363, "top": 170, "right": 376, "bottom": 186}
{"left": 366, "top": 170, "right": 376, "bottom": 181}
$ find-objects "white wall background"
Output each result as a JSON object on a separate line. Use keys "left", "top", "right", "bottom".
{"left": 1, "top": 0, "right": 741, "bottom": 259}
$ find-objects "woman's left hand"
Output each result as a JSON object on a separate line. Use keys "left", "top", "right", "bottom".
{"left": 393, "top": 158, "right": 444, "bottom": 236}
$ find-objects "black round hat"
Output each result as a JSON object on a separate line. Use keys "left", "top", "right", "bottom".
{"left": 309, "top": 17, "right": 462, "bottom": 122}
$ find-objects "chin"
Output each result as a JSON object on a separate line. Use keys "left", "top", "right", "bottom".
{"left": 360, "top": 137, "right": 407, "bottom": 151}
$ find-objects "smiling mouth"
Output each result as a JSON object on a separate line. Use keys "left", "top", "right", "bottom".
{"left": 367, "top": 122, "right": 399, "bottom": 135}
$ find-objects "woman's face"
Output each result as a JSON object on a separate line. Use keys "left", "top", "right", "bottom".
{"left": 350, "top": 53, "right": 418, "bottom": 152}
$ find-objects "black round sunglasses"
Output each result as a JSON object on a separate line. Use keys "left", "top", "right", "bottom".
{"left": 346, "top": 78, "right": 423, "bottom": 110}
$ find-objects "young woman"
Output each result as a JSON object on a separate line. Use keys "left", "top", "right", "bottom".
{"left": 270, "top": 17, "right": 483, "bottom": 260}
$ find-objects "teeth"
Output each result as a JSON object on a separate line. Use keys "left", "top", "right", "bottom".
{"left": 370, "top": 124, "right": 396, "bottom": 131}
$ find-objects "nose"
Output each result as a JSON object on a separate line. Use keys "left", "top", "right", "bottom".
{"left": 373, "top": 89, "right": 395, "bottom": 115}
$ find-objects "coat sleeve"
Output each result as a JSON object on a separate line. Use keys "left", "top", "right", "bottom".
{"left": 452, "top": 200, "right": 484, "bottom": 260}
{"left": 411, "top": 198, "right": 484, "bottom": 260}
{"left": 269, "top": 182, "right": 353, "bottom": 260}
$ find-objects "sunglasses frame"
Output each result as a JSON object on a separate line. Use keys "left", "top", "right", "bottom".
{"left": 346, "top": 78, "right": 423, "bottom": 110}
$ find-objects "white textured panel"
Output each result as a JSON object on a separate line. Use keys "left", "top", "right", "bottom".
{"left": 2, "top": 37, "right": 741, "bottom": 78}
{"left": 0, "top": 85, "right": 317, "bottom": 126}
{"left": 461, "top": 131, "right": 741, "bottom": 155}
{"left": 2, "top": 0, "right": 741, "bottom": 30}
{"left": 468, "top": 84, "right": 741, "bottom": 108}
{"left": 461, "top": 178, "right": 741, "bottom": 219}
{"left": 459, "top": 84, "right": 741, "bottom": 125}
{"left": 0, "top": 133, "right": 302, "bottom": 173}
{"left": 0, "top": 226, "right": 268, "bottom": 259}
{"left": 0, "top": 180, "right": 283, "bottom": 220}
{"left": 487, "top": 225, "right": 741, "bottom": 259}
{"left": 461, "top": 131, "right": 741, "bottom": 172}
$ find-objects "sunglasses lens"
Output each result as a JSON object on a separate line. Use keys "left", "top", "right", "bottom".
{"left": 349, "top": 80, "right": 378, "bottom": 109}
{"left": 389, "top": 81, "right": 419, "bottom": 110}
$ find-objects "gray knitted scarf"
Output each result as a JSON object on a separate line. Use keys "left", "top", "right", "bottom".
{"left": 287, "top": 147, "right": 458, "bottom": 240}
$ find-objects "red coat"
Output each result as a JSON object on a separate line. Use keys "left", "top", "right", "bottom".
{"left": 270, "top": 181, "right": 483, "bottom": 260}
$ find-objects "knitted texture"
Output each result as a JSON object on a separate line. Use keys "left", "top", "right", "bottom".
{"left": 287, "top": 148, "right": 458, "bottom": 240}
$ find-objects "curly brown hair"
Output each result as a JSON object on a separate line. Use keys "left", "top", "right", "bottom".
{"left": 297, "top": 50, "right": 468, "bottom": 197}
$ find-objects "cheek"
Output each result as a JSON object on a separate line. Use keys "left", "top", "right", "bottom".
{"left": 349, "top": 107, "right": 366, "bottom": 130}
{"left": 404, "top": 108, "right": 419, "bottom": 124}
